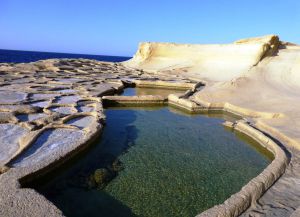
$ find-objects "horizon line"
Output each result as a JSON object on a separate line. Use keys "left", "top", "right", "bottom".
{"left": 0, "top": 48, "right": 131, "bottom": 58}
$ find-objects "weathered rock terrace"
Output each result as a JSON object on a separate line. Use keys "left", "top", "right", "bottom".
{"left": 0, "top": 35, "right": 300, "bottom": 217}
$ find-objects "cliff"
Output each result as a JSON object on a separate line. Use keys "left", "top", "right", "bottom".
{"left": 123, "top": 35, "right": 280, "bottom": 81}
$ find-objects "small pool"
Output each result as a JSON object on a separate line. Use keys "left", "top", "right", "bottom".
{"left": 28, "top": 107, "right": 273, "bottom": 217}
{"left": 121, "top": 87, "right": 186, "bottom": 97}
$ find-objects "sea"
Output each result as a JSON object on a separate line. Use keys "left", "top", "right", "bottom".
{"left": 0, "top": 49, "right": 131, "bottom": 63}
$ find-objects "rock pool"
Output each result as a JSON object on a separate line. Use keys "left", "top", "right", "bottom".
{"left": 121, "top": 87, "right": 186, "bottom": 97}
{"left": 27, "top": 107, "right": 273, "bottom": 217}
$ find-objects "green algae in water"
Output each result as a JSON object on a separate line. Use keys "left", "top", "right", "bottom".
{"left": 30, "top": 107, "right": 272, "bottom": 217}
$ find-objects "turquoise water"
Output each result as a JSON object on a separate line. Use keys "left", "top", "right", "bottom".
{"left": 28, "top": 107, "right": 273, "bottom": 217}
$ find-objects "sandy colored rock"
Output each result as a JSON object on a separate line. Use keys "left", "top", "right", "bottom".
{"left": 124, "top": 35, "right": 279, "bottom": 82}
{"left": 124, "top": 35, "right": 300, "bottom": 217}
{"left": 0, "top": 35, "right": 299, "bottom": 217}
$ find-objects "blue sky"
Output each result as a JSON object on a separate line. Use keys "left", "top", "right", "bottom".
{"left": 0, "top": 0, "right": 299, "bottom": 56}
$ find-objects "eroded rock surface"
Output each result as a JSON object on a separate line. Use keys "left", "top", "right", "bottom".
{"left": 0, "top": 35, "right": 299, "bottom": 217}
{"left": 241, "top": 150, "right": 300, "bottom": 217}
{"left": 11, "top": 128, "right": 85, "bottom": 168}
{"left": 0, "top": 124, "right": 28, "bottom": 164}
{"left": 0, "top": 57, "right": 198, "bottom": 217}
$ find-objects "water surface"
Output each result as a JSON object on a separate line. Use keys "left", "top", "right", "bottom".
{"left": 0, "top": 49, "right": 130, "bottom": 63}
{"left": 28, "top": 107, "right": 273, "bottom": 217}
{"left": 122, "top": 87, "right": 186, "bottom": 97}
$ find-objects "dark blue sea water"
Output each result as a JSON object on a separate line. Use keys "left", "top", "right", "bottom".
{"left": 0, "top": 49, "right": 131, "bottom": 63}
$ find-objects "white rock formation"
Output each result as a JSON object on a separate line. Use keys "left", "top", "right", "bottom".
{"left": 124, "top": 35, "right": 279, "bottom": 82}
{"left": 123, "top": 35, "right": 300, "bottom": 216}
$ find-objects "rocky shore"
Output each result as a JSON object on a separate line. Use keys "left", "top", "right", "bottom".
{"left": 0, "top": 35, "right": 299, "bottom": 216}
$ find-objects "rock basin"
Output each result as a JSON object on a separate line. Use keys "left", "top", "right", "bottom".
{"left": 121, "top": 87, "right": 186, "bottom": 97}
{"left": 28, "top": 107, "right": 273, "bottom": 217}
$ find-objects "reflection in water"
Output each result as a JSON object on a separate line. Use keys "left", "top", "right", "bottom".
{"left": 26, "top": 107, "right": 273, "bottom": 217}
{"left": 122, "top": 87, "right": 186, "bottom": 97}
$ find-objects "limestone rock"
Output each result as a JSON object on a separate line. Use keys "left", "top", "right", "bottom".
{"left": 123, "top": 35, "right": 281, "bottom": 82}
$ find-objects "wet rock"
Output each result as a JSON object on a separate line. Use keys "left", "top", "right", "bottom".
{"left": 87, "top": 159, "right": 124, "bottom": 190}
{"left": 111, "top": 159, "right": 124, "bottom": 172}
{"left": 94, "top": 168, "right": 111, "bottom": 184}
{"left": 88, "top": 168, "right": 113, "bottom": 189}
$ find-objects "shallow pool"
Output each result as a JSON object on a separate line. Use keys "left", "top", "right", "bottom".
{"left": 121, "top": 87, "right": 186, "bottom": 97}
{"left": 28, "top": 107, "right": 273, "bottom": 217}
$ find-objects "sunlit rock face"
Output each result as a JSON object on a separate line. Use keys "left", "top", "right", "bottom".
{"left": 11, "top": 128, "right": 85, "bottom": 168}
{"left": 0, "top": 124, "right": 29, "bottom": 164}
{"left": 124, "top": 35, "right": 300, "bottom": 217}
{"left": 0, "top": 34, "right": 300, "bottom": 217}
{"left": 124, "top": 35, "right": 279, "bottom": 82}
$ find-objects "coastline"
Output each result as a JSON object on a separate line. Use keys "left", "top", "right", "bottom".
{"left": 0, "top": 34, "right": 300, "bottom": 216}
